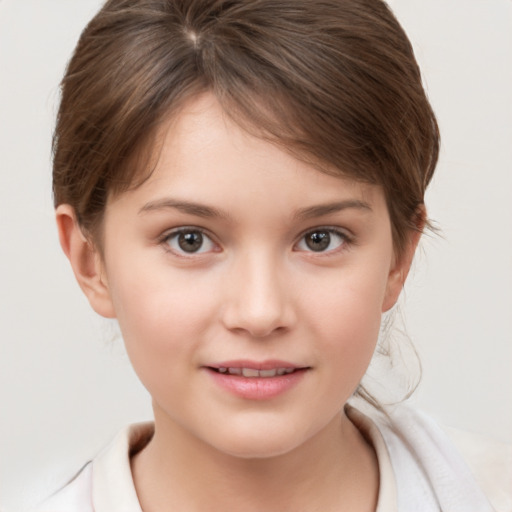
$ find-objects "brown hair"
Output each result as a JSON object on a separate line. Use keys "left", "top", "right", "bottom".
{"left": 53, "top": 0, "right": 439, "bottom": 257}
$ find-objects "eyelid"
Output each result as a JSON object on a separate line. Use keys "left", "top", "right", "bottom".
{"left": 159, "top": 226, "right": 220, "bottom": 256}
{"left": 294, "top": 226, "right": 353, "bottom": 253}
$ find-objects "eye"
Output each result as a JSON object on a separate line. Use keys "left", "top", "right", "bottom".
{"left": 295, "top": 228, "right": 348, "bottom": 253}
{"left": 163, "top": 228, "right": 216, "bottom": 255}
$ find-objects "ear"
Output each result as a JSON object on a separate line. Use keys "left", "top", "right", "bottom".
{"left": 56, "top": 204, "right": 116, "bottom": 318}
{"left": 382, "top": 207, "right": 426, "bottom": 312}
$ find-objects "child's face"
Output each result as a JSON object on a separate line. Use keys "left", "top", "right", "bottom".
{"left": 77, "top": 93, "right": 410, "bottom": 458}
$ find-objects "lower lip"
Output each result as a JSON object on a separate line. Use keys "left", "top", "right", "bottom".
{"left": 205, "top": 368, "right": 308, "bottom": 400}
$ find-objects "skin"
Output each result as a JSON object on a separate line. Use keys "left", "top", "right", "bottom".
{"left": 57, "top": 93, "right": 421, "bottom": 511}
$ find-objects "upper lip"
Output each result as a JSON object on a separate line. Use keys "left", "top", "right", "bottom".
{"left": 206, "top": 360, "right": 307, "bottom": 371}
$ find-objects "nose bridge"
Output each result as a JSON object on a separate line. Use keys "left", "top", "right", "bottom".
{"left": 222, "top": 247, "right": 293, "bottom": 337}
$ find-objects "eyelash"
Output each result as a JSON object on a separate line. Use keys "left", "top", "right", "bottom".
{"left": 294, "top": 227, "right": 353, "bottom": 255}
{"left": 158, "top": 226, "right": 353, "bottom": 257}
{"left": 159, "top": 227, "right": 218, "bottom": 257}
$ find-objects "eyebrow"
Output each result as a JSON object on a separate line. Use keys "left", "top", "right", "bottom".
{"left": 139, "top": 197, "right": 372, "bottom": 220}
{"left": 294, "top": 200, "right": 372, "bottom": 220}
{"left": 139, "top": 198, "right": 231, "bottom": 219}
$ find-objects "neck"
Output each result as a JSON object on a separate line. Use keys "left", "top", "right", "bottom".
{"left": 131, "top": 407, "right": 379, "bottom": 512}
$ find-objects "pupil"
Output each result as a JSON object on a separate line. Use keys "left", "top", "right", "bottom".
{"left": 306, "top": 231, "right": 330, "bottom": 252}
{"left": 178, "top": 231, "right": 203, "bottom": 252}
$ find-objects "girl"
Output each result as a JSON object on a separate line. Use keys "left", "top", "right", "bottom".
{"left": 30, "top": 0, "right": 511, "bottom": 510}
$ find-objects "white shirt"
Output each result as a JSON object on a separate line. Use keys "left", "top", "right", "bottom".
{"left": 35, "top": 404, "right": 512, "bottom": 512}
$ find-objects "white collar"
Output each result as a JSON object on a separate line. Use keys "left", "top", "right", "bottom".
{"left": 43, "top": 404, "right": 497, "bottom": 512}
{"left": 89, "top": 411, "right": 399, "bottom": 511}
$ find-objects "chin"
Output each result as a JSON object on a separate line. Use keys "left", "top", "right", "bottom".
{"left": 206, "top": 419, "right": 315, "bottom": 460}
{"left": 218, "top": 437, "right": 302, "bottom": 460}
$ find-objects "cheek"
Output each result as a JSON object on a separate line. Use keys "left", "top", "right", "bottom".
{"left": 303, "top": 259, "right": 391, "bottom": 365}
{"left": 106, "top": 259, "right": 217, "bottom": 373}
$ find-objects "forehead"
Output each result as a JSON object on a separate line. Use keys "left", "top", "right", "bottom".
{"left": 105, "top": 94, "right": 388, "bottom": 234}
{"left": 125, "top": 93, "right": 383, "bottom": 207}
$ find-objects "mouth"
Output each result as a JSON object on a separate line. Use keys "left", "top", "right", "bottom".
{"left": 208, "top": 367, "right": 300, "bottom": 378}
{"left": 204, "top": 361, "right": 309, "bottom": 400}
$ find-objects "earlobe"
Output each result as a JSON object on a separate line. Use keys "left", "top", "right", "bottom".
{"left": 56, "top": 205, "right": 116, "bottom": 318}
{"left": 382, "top": 265, "right": 410, "bottom": 313}
{"left": 382, "top": 208, "right": 426, "bottom": 312}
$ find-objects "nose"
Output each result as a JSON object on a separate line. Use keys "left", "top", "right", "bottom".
{"left": 221, "top": 251, "right": 296, "bottom": 338}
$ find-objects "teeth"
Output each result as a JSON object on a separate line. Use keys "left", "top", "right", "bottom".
{"left": 242, "top": 368, "right": 260, "bottom": 377}
{"left": 218, "top": 367, "right": 296, "bottom": 378}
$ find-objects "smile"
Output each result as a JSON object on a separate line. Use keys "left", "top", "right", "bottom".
{"left": 213, "top": 367, "right": 297, "bottom": 378}
{"left": 205, "top": 362, "right": 309, "bottom": 400}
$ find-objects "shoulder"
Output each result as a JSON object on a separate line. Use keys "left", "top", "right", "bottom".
{"left": 32, "top": 422, "right": 153, "bottom": 512}
{"left": 443, "top": 424, "right": 512, "bottom": 512}
{"left": 32, "top": 463, "right": 93, "bottom": 512}
{"left": 374, "top": 403, "right": 512, "bottom": 512}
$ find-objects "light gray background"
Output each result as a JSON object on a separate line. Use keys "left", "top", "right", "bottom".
{"left": 1, "top": 0, "right": 511, "bottom": 510}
